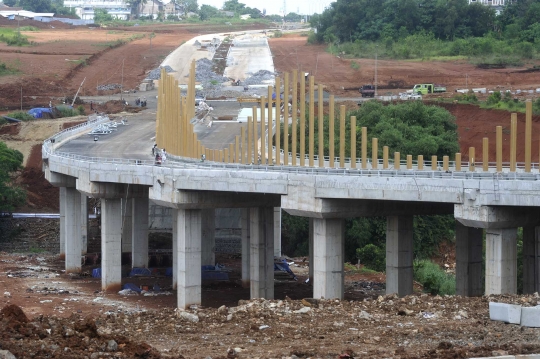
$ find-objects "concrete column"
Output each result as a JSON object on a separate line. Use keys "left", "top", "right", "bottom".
{"left": 486, "top": 228, "right": 517, "bottom": 295}
{"left": 132, "top": 196, "right": 149, "bottom": 268}
{"left": 64, "top": 187, "right": 82, "bottom": 273}
{"left": 81, "top": 194, "right": 88, "bottom": 255}
{"left": 313, "top": 218, "right": 344, "bottom": 299}
{"left": 386, "top": 215, "right": 414, "bottom": 296}
{"left": 523, "top": 226, "right": 540, "bottom": 294}
{"left": 176, "top": 209, "right": 202, "bottom": 309}
{"left": 309, "top": 218, "right": 314, "bottom": 284}
{"left": 241, "top": 208, "right": 250, "bottom": 288}
{"left": 455, "top": 222, "right": 483, "bottom": 296}
{"left": 101, "top": 198, "right": 122, "bottom": 292}
{"left": 172, "top": 209, "right": 178, "bottom": 290}
{"left": 201, "top": 209, "right": 215, "bottom": 266}
{"left": 121, "top": 198, "right": 133, "bottom": 253}
{"left": 59, "top": 187, "right": 66, "bottom": 258}
{"left": 250, "top": 207, "right": 274, "bottom": 299}
{"left": 274, "top": 207, "right": 282, "bottom": 257}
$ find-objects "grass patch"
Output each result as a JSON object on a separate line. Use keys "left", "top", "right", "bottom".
{"left": 414, "top": 259, "right": 455, "bottom": 295}
{"left": 0, "top": 62, "right": 18, "bottom": 76}
{"left": 344, "top": 262, "right": 379, "bottom": 275}
{"left": 19, "top": 26, "right": 40, "bottom": 32}
{"left": 6, "top": 111, "right": 35, "bottom": 121}
{"left": 0, "top": 28, "right": 32, "bottom": 46}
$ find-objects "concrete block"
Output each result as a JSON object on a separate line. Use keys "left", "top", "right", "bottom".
{"left": 520, "top": 306, "right": 540, "bottom": 328}
{"left": 489, "top": 302, "right": 521, "bottom": 324}
{"left": 469, "top": 356, "right": 515, "bottom": 359}
{"left": 516, "top": 355, "right": 540, "bottom": 359}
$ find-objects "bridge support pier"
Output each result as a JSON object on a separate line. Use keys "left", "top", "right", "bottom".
{"left": 455, "top": 222, "right": 483, "bottom": 296}
{"left": 274, "top": 207, "right": 282, "bottom": 257}
{"left": 81, "top": 194, "right": 88, "bottom": 255}
{"left": 175, "top": 209, "right": 202, "bottom": 309}
{"left": 59, "top": 187, "right": 66, "bottom": 259}
{"left": 486, "top": 228, "right": 517, "bottom": 295}
{"left": 523, "top": 226, "right": 540, "bottom": 294}
{"left": 250, "top": 207, "right": 274, "bottom": 299}
{"left": 121, "top": 199, "right": 133, "bottom": 255}
{"left": 313, "top": 218, "right": 345, "bottom": 299}
{"left": 132, "top": 196, "right": 149, "bottom": 268}
{"left": 101, "top": 198, "right": 123, "bottom": 292}
{"left": 386, "top": 215, "right": 414, "bottom": 296}
{"left": 241, "top": 209, "right": 250, "bottom": 288}
{"left": 309, "top": 218, "right": 314, "bottom": 284}
{"left": 64, "top": 187, "right": 82, "bottom": 273}
{"left": 201, "top": 209, "right": 216, "bottom": 266}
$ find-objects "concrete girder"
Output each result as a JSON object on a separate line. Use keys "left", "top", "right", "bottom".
{"left": 283, "top": 198, "right": 453, "bottom": 219}
{"left": 150, "top": 189, "right": 280, "bottom": 209}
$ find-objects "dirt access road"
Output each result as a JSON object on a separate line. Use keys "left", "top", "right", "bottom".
{"left": 2, "top": 252, "right": 540, "bottom": 359}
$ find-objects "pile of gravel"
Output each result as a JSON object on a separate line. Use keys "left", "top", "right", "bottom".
{"left": 194, "top": 58, "right": 228, "bottom": 88}
{"left": 146, "top": 65, "right": 175, "bottom": 80}
{"left": 243, "top": 70, "right": 276, "bottom": 86}
{"left": 96, "top": 83, "right": 121, "bottom": 91}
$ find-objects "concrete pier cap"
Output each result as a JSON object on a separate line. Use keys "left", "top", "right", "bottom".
{"left": 455, "top": 205, "right": 540, "bottom": 229}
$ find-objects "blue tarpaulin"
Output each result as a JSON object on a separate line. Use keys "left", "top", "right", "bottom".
{"left": 129, "top": 267, "right": 152, "bottom": 277}
{"left": 27, "top": 107, "right": 53, "bottom": 119}
{"left": 122, "top": 283, "right": 142, "bottom": 293}
{"left": 274, "top": 259, "right": 297, "bottom": 280}
{"left": 92, "top": 268, "right": 101, "bottom": 278}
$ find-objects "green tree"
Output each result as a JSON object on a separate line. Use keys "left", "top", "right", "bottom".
{"left": 177, "top": 0, "right": 197, "bottom": 16}
{"left": 0, "top": 142, "right": 26, "bottom": 213}
{"left": 94, "top": 8, "right": 113, "bottom": 24}
{"left": 223, "top": 0, "right": 245, "bottom": 13}
{"left": 3, "top": 0, "right": 18, "bottom": 7}
{"left": 20, "top": 0, "right": 52, "bottom": 12}
{"left": 199, "top": 4, "right": 218, "bottom": 20}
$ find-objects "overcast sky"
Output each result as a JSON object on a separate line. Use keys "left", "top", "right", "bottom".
{"left": 198, "top": 0, "right": 333, "bottom": 16}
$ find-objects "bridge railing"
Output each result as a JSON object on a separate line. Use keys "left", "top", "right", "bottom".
{"left": 156, "top": 68, "right": 539, "bottom": 175}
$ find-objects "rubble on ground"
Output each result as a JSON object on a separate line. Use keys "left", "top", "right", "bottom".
{"left": 243, "top": 69, "right": 276, "bottom": 86}
{"left": 146, "top": 65, "right": 175, "bottom": 80}
{"left": 96, "top": 83, "right": 121, "bottom": 91}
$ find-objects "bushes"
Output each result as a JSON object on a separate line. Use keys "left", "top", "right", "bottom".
{"left": 6, "top": 111, "right": 34, "bottom": 121}
{"left": 414, "top": 260, "right": 456, "bottom": 295}
{"left": 56, "top": 105, "right": 79, "bottom": 117}
{"left": 356, "top": 244, "right": 385, "bottom": 272}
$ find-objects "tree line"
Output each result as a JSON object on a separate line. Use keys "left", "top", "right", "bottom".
{"left": 310, "top": 0, "right": 540, "bottom": 49}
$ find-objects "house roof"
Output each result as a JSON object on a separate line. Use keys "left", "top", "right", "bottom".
{"left": 0, "top": 10, "right": 55, "bottom": 17}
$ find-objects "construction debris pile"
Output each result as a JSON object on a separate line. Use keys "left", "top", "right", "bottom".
{"left": 146, "top": 65, "right": 175, "bottom": 80}
{"left": 243, "top": 69, "right": 276, "bottom": 86}
{"left": 195, "top": 59, "right": 228, "bottom": 85}
{"left": 96, "top": 83, "right": 121, "bottom": 91}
